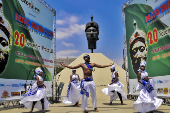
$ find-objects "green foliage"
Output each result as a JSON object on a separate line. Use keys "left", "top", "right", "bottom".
{"left": 55, "top": 67, "right": 64, "bottom": 74}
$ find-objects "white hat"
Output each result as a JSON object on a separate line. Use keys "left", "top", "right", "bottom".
{"left": 110, "top": 65, "right": 115, "bottom": 69}
{"left": 83, "top": 54, "right": 90, "bottom": 59}
{"left": 72, "top": 69, "right": 76, "bottom": 72}
{"left": 140, "top": 60, "right": 146, "bottom": 67}
{"left": 35, "top": 67, "right": 43, "bottom": 74}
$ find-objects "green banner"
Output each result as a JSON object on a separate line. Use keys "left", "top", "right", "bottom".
{"left": 124, "top": 0, "right": 170, "bottom": 79}
{"left": 0, "top": 0, "right": 54, "bottom": 81}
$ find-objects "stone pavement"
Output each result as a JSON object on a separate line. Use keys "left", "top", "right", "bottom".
{"left": 0, "top": 99, "right": 169, "bottom": 113}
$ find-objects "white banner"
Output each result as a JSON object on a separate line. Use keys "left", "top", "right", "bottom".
{"left": 0, "top": 79, "right": 52, "bottom": 101}
{"left": 129, "top": 75, "right": 170, "bottom": 96}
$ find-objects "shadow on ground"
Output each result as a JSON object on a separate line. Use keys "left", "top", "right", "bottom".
{"left": 22, "top": 110, "right": 51, "bottom": 113}
{"left": 103, "top": 103, "right": 127, "bottom": 105}
{"left": 133, "top": 110, "right": 167, "bottom": 113}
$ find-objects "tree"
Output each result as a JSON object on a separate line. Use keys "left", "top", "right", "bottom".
{"left": 55, "top": 67, "right": 64, "bottom": 74}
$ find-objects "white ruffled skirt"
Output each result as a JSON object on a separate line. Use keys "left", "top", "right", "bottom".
{"left": 19, "top": 82, "right": 50, "bottom": 110}
{"left": 102, "top": 81, "right": 127, "bottom": 102}
{"left": 133, "top": 78, "right": 163, "bottom": 113}
{"left": 62, "top": 82, "right": 81, "bottom": 105}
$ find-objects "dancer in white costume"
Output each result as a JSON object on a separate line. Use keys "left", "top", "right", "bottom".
{"left": 60, "top": 54, "right": 113, "bottom": 113}
{"left": 62, "top": 69, "right": 81, "bottom": 106}
{"left": 20, "top": 67, "right": 50, "bottom": 113}
{"left": 133, "top": 61, "right": 163, "bottom": 113}
{"left": 102, "top": 65, "right": 127, "bottom": 105}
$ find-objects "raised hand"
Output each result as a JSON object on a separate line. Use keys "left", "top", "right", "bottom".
{"left": 60, "top": 62, "right": 66, "bottom": 67}
{"left": 110, "top": 63, "right": 114, "bottom": 66}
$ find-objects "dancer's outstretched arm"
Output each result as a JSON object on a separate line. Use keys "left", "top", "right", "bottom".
{"left": 148, "top": 77, "right": 153, "bottom": 79}
{"left": 60, "top": 62, "right": 82, "bottom": 69}
{"left": 92, "top": 63, "right": 113, "bottom": 68}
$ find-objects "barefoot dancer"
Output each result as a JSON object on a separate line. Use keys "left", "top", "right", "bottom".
{"left": 20, "top": 67, "right": 50, "bottom": 113}
{"left": 133, "top": 61, "right": 163, "bottom": 113}
{"left": 102, "top": 64, "right": 127, "bottom": 105}
{"left": 60, "top": 54, "right": 113, "bottom": 112}
{"left": 62, "top": 69, "right": 81, "bottom": 106}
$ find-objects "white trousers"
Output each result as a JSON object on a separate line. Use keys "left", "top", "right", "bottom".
{"left": 81, "top": 81, "right": 97, "bottom": 110}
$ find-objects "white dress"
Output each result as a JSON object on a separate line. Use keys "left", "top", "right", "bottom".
{"left": 19, "top": 75, "right": 50, "bottom": 110}
{"left": 102, "top": 71, "right": 127, "bottom": 102}
{"left": 62, "top": 74, "right": 81, "bottom": 105}
{"left": 133, "top": 70, "right": 163, "bottom": 113}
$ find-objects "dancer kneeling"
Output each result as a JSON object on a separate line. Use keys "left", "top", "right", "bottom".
{"left": 133, "top": 61, "right": 163, "bottom": 113}
{"left": 62, "top": 69, "right": 81, "bottom": 106}
{"left": 20, "top": 67, "right": 50, "bottom": 113}
{"left": 102, "top": 64, "right": 127, "bottom": 105}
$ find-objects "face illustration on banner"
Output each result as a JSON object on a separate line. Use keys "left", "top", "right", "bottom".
{"left": 129, "top": 20, "right": 147, "bottom": 75}
{"left": 0, "top": 1, "right": 12, "bottom": 74}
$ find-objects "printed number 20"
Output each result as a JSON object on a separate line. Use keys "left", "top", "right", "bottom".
{"left": 14, "top": 31, "right": 25, "bottom": 48}
{"left": 148, "top": 28, "right": 158, "bottom": 45}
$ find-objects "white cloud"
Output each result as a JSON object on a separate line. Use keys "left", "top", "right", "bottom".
{"left": 69, "top": 16, "right": 78, "bottom": 23}
{"left": 62, "top": 41, "right": 74, "bottom": 47}
{"left": 56, "top": 11, "right": 85, "bottom": 39}
{"left": 56, "top": 24, "right": 85, "bottom": 39}
{"left": 56, "top": 19, "right": 65, "bottom": 25}
{"left": 56, "top": 50, "right": 80, "bottom": 58}
{"left": 56, "top": 15, "right": 79, "bottom": 25}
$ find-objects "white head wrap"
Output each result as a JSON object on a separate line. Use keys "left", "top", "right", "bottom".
{"left": 140, "top": 60, "right": 146, "bottom": 67}
{"left": 110, "top": 65, "right": 115, "bottom": 69}
{"left": 72, "top": 69, "right": 76, "bottom": 72}
{"left": 35, "top": 67, "right": 43, "bottom": 74}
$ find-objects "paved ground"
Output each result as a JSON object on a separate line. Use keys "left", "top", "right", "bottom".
{"left": 0, "top": 99, "right": 170, "bottom": 113}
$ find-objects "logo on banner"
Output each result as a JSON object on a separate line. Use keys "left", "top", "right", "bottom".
{"left": 1, "top": 90, "right": 10, "bottom": 98}
{"left": 157, "top": 80, "right": 163, "bottom": 83}
{"left": 11, "top": 92, "right": 20, "bottom": 96}
{"left": 12, "top": 84, "right": 19, "bottom": 87}
{"left": 21, "top": 0, "right": 40, "bottom": 14}
{"left": 19, "top": 83, "right": 25, "bottom": 87}
{"left": 157, "top": 88, "right": 163, "bottom": 94}
{"left": 163, "top": 88, "right": 168, "bottom": 94}
{"left": 0, "top": 83, "right": 5, "bottom": 87}
{"left": 156, "top": 80, "right": 169, "bottom": 84}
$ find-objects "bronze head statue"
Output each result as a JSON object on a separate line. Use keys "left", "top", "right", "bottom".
{"left": 85, "top": 16, "right": 99, "bottom": 51}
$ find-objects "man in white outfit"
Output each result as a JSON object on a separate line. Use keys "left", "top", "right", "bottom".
{"left": 60, "top": 54, "right": 113, "bottom": 113}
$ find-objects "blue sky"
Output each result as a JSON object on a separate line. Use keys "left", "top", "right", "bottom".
{"left": 47, "top": 0, "right": 127, "bottom": 66}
